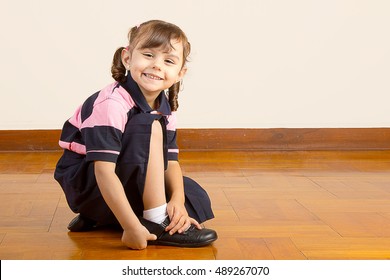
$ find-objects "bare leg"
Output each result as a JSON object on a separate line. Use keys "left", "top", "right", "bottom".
{"left": 139, "top": 120, "right": 218, "bottom": 247}
{"left": 143, "top": 120, "right": 166, "bottom": 210}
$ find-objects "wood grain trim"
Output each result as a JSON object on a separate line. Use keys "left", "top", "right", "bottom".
{"left": 0, "top": 128, "right": 389, "bottom": 151}
{"left": 0, "top": 130, "right": 62, "bottom": 151}
{"left": 177, "top": 128, "right": 390, "bottom": 151}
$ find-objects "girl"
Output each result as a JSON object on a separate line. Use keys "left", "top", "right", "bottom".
{"left": 54, "top": 20, "right": 217, "bottom": 249}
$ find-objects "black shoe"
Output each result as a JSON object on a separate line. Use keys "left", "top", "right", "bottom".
{"left": 67, "top": 214, "right": 97, "bottom": 232}
{"left": 139, "top": 217, "right": 218, "bottom": 247}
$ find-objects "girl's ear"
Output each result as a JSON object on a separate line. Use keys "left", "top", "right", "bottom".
{"left": 177, "top": 66, "right": 187, "bottom": 81}
{"left": 121, "top": 48, "right": 131, "bottom": 69}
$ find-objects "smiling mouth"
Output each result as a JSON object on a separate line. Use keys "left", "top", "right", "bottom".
{"left": 143, "top": 73, "right": 163, "bottom": 80}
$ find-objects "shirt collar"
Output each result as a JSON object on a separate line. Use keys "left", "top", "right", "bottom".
{"left": 120, "top": 72, "right": 171, "bottom": 116}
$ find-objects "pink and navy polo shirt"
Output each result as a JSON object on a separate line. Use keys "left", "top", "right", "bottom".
{"left": 58, "top": 75, "right": 179, "bottom": 164}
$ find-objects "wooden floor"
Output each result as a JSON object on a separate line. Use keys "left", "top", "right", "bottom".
{"left": 0, "top": 150, "right": 390, "bottom": 260}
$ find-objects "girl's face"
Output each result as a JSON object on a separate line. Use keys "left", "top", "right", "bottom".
{"left": 123, "top": 39, "right": 187, "bottom": 102}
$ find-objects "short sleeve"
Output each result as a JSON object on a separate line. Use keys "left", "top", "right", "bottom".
{"left": 81, "top": 98, "right": 128, "bottom": 162}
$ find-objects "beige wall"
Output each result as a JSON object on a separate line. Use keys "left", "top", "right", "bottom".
{"left": 1, "top": 0, "right": 389, "bottom": 129}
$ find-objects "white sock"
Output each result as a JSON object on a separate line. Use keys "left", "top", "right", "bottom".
{"left": 143, "top": 203, "right": 168, "bottom": 224}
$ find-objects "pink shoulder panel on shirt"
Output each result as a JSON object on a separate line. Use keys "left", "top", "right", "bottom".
{"left": 67, "top": 104, "right": 83, "bottom": 129}
{"left": 81, "top": 83, "right": 136, "bottom": 132}
{"left": 166, "top": 111, "right": 177, "bottom": 132}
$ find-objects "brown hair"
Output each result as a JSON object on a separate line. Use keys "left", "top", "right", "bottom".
{"left": 111, "top": 20, "right": 191, "bottom": 111}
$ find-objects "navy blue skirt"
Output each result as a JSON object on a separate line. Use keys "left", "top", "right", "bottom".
{"left": 54, "top": 148, "right": 214, "bottom": 225}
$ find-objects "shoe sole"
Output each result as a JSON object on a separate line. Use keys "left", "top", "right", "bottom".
{"left": 148, "top": 236, "right": 218, "bottom": 248}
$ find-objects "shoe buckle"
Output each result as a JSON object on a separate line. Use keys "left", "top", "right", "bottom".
{"left": 160, "top": 218, "right": 170, "bottom": 228}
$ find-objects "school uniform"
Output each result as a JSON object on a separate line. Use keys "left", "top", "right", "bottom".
{"left": 54, "top": 74, "right": 214, "bottom": 226}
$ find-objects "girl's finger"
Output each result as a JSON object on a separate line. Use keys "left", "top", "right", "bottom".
{"left": 169, "top": 216, "right": 186, "bottom": 235}
{"left": 189, "top": 218, "right": 202, "bottom": 229}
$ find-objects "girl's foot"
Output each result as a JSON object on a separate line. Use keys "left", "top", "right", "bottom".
{"left": 67, "top": 214, "right": 97, "bottom": 232}
{"left": 139, "top": 217, "right": 218, "bottom": 247}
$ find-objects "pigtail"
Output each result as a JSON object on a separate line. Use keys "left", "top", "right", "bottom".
{"left": 168, "top": 82, "right": 180, "bottom": 111}
{"left": 111, "top": 47, "right": 127, "bottom": 83}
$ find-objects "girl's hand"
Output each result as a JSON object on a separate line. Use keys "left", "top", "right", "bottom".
{"left": 121, "top": 224, "right": 157, "bottom": 250}
{"left": 166, "top": 201, "right": 202, "bottom": 235}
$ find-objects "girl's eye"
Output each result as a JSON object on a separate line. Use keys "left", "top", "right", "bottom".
{"left": 165, "top": 59, "right": 175, "bottom": 64}
{"left": 143, "top": 53, "right": 153, "bottom": 58}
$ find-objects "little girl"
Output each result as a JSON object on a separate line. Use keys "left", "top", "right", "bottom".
{"left": 54, "top": 20, "right": 217, "bottom": 249}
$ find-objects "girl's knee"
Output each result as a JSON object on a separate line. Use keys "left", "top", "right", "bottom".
{"left": 151, "top": 120, "right": 163, "bottom": 141}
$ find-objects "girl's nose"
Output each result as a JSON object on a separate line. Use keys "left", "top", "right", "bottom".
{"left": 152, "top": 59, "right": 162, "bottom": 70}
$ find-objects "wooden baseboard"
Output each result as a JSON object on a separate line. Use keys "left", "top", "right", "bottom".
{"left": 0, "top": 128, "right": 390, "bottom": 151}
{"left": 0, "top": 130, "right": 62, "bottom": 151}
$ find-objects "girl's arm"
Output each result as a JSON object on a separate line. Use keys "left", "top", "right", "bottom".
{"left": 94, "top": 161, "right": 156, "bottom": 249}
{"left": 164, "top": 160, "right": 201, "bottom": 234}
